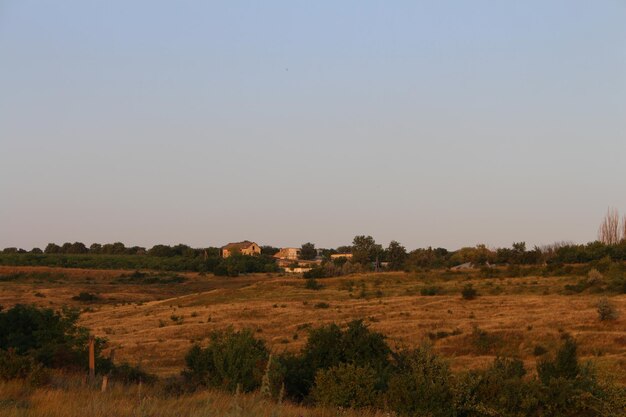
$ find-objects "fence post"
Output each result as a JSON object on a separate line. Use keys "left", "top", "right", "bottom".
{"left": 88, "top": 336, "right": 95, "bottom": 381}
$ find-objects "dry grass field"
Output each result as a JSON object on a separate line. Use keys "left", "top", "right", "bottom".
{"left": 0, "top": 265, "right": 624, "bottom": 385}
{"left": 0, "top": 377, "right": 389, "bottom": 417}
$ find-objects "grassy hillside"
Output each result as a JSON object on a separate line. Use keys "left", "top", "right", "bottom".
{"left": 0, "top": 265, "right": 624, "bottom": 383}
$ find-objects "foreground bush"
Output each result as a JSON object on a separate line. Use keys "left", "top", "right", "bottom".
{"left": 280, "top": 320, "right": 391, "bottom": 401}
{"left": 184, "top": 328, "right": 269, "bottom": 392}
{"left": 312, "top": 363, "right": 378, "bottom": 408}
{"left": 0, "top": 304, "right": 111, "bottom": 371}
{"left": 385, "top": 346, "right": 455, "bottom": 417}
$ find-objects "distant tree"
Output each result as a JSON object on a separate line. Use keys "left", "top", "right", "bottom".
{"left": 172, "top": 244, "right": 195, "bottom": 257}
{"left": 68, "top": 242, "right": 87, "bottom": 254}
{"left": 128, "top": 246, "right": 146, "bottom": 255}
{"left": 336, "top": 245, "right": 353, "bottom": 254}
{"left": 2, "top": 247, "right": 18, "bottom": 254}
{"left": 44, "top": 243, "right": 61, "bottom": 254}
{"left": 89, "top": 243, "right": 102, "bottom": 254}
{"left": 386, "top": 241, "right": 407, "bottom": 270}
{"left": 352, "top": 236, "right": 383, "bottom": 266}
{"left": 261, "top": 246, "right": 280, "bottom": 256}
{"left": 30, "top": 247, "right": 43, "bottom": 254}
{"left": 406, "top": 247, "right": 449, "bottom": 269}
{"left": 148, "top": 244, "right": 175, "bottom": 257}
{"left": 599, "top": 208, "right": 621, "bottom": 245}
{"left": 512, "top": 241, "right": 526, "bottom": 253}
{"left": 101, "top": 242, "right": 126, "bottom": 255}
{"left": 300, "top": 242, "right": 317, "bottom": 260}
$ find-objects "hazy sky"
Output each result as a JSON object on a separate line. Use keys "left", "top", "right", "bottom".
{"left": 1, "top": 1, "right": 626, "bottom": 251}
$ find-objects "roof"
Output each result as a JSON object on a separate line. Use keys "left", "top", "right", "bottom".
{"left": 222, "top": 241, "right": 257, "bottom": 251}
{"left": 274, "top": 247, "right": 301, "bottom": 258}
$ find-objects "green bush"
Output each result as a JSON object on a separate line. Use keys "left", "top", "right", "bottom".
{"left": 420, "top": 286, "right": 441, "bottom": 296}
{"left": 470, "top": 325, "right": 502, "bottom": 354}
{"left": 312, "top": 363, "right": 378, "bottom": 408}
{"left": 71, "top": 292, "right": 101, "bottom": 302}
{"left": 303, "top": 267, "right": 328, "bottom": 279}
{"left": 461, "top": 283, "right": 477, "bottom": 300}
{"left": 0, "top": 348, "right": 36, "bottom": 380}
{"left": 183, "top": 328, "right": 268, "bottom": 392}
{"left": 281, "top": 320, "right": 391, "bottom": 401}
{"left": 111, "top": 362, "right": 156, "bottom": 384}
{"left": 385, "top": 346, "right": 455, "bottom": 417}
{"left": 596, "top": 297, "right": 618, "bottom": 321}
{"left": 304, "top": 278, "right": 323, "bottom": 290}
{"left": 0, "top": 304, "right": 111, "bottom": 372}
{"left": 537, "top": 335, "right": 580, "bottom": 384}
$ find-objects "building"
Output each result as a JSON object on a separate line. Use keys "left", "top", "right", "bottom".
{"left": 330, "top": 253, "right": 353, "bottom": 260}
{"left": 274, "top": 247, "right": 301, "bottom": 260}
{"left": 221, "top": 241, "right": 261, "bottom": 258}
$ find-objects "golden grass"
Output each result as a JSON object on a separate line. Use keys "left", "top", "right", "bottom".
{"left": 0, "top": 377, "right": 389, "bottom": 417}
{"left": 1, "top": 266, "right": 625, "bottom": 383}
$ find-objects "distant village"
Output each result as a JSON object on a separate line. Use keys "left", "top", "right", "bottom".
{"left": 220, "top": 240, "right": 353, "bottom": 273}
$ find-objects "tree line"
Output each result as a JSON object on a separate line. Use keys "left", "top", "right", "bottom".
{"left": 4, "top": 238, "right": 626, "bottom": 273}
{"left": 4, "top": 207, "right": 626, "bottom": 273}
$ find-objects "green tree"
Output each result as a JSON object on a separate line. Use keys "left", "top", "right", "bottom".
{"left": 44, "top": 243, "right": 61, "bottom": 254}
{"left": 386, "top": 241, "right": 407, "bottom": 270}
{"left": 352, "top": 235, "right": 382, "bottom": 266}
{"left": 300, "top": 242, "right": 317, "bottom": 260}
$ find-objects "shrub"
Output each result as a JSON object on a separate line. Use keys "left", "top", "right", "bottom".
{"left": 71, "top": 292, "right": 101, "bottom": 302}
{"left": 110, "top": 362, "right": 156, "bottom": 384}
{"left": 454, "top": 357, "right": 538, "bottom": 416}
{"left": 303, "top": 267, "right": 328, "bottom": 279}
{"left": 304, "top": 278, "right": 322, "bottom": 290}
{"left": 0, "top": 304, "right": 111, "bottom": 372}
{"left": 312, "top": 363, "right": 378, "bottom": 408}
{"left": 470, "top": 325, "right": 502, "bottom": 354}
{"left": 537, "top": 335, "right": 580, "bottom": 385}
{"left": 420, "top": 286, "right": 441, "bottom": 296}
{"left": 596, "top": 297, "right": 618, "bottom": 321}
{"left": 281, "top": 320, "right": 391, "bottom": 401}
{"left": 386, "top": 346, "right": 454, "bottom": 417}
{"left": 183, "top": 328, "right": 268, "bottom": 392}
{"left": 461, "top": 284, "right": 478, "bottom": 300}
{"left": 587, "top": 268, "right": 604, "bottom": 284}
{"left": 0, "top": 348, "right": 36, "bottom": 380}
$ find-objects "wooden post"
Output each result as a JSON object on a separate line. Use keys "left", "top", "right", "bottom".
{"left": 101, "top": 375, "right": 108, "bottom": 392}
{"left": 88, "top": 336, "right": 95, "bottom": 380}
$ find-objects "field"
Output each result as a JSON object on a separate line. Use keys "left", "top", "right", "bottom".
{"left": 1, "top": 265, "right": 624, "bottom": 385}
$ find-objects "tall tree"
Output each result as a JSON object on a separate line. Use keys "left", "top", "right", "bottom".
{"left": 386, "top": 241, "right": 407, "bottom": 270}
{"left": 352, "top": 235, "right": 382, "bottom": 266}
{"left": 300, "top": 242, "right": 317, "bottom": 260}
{"left": 599, "top": 208, "right": 621, "bottom": 245}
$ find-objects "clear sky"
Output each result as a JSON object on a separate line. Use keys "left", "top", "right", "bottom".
{"left": 1, "top": 1, "right": 625, "bottom": 251}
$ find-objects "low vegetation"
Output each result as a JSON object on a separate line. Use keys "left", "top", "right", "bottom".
{"left": 2, "top": 309, "right": 623, "bottom": 416}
